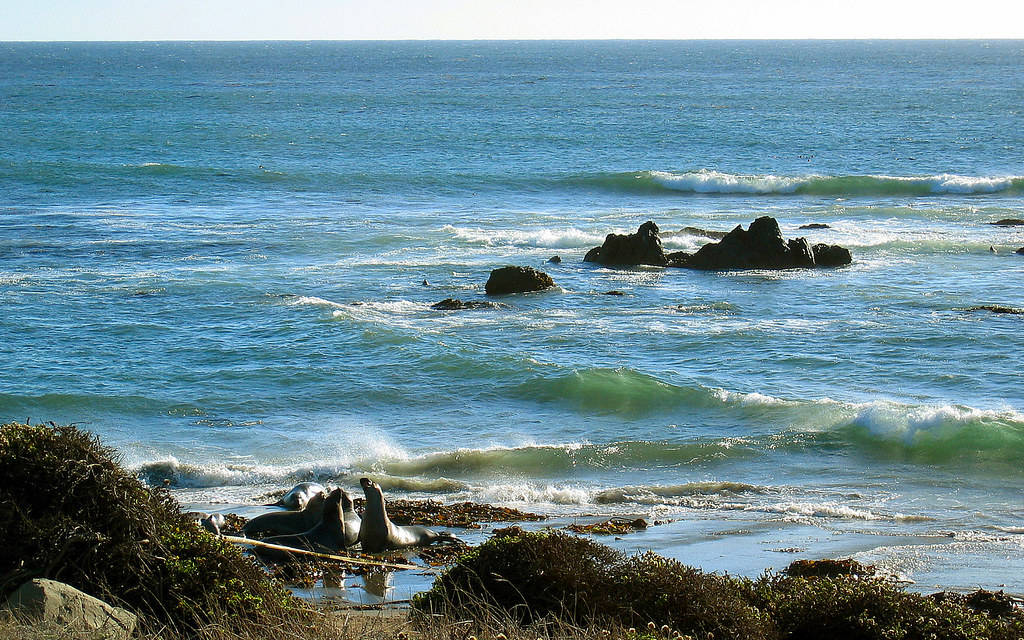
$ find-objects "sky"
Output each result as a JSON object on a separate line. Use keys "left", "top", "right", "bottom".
{"left": 3, "top": 0, "right": 1023, "bottom": 41}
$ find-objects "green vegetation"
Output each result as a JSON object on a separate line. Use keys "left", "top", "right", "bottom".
{"left": 414, "top": 530, "right": 771, "bottom": 639}
{"left": 415, "top": 529, "right": 1024, "bottom": 640}
{"left": 0, "top": 422, "right": 296, "bottom": 634}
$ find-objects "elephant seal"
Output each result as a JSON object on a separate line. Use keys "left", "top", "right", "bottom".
{"left": 270, "top": 481, "right": 326, "bottom": 510}
{"left": 243, "top": 489, "right": 326, "bottom": 537}
{"left": 186, "top": 511, "right": 225, "bottom": 536}
{"left": 257, "top": 488, "right": 348, "bottom": 561}
{"left": 357, "top": 477, "right": 458, "bottom": 552}
{"left": 340, "top": 489, "right": 361, "bottom": 547}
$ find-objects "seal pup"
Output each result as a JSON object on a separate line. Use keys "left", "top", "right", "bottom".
{"left": 340, "top": 488, "right": 361, "bottom": 547}
{"left": 243, "top": 489, "right": 327, "bottom": 537}
{"left": 256, "top": 488, "right": 348, "bottom": 561}
{"left": 358, "top": 477, "right": 458, "bottom": 552}
{"left": 269, "top": 481, "right": 326, "bottom": 510}
{"left": 186, "top": 511, "right": 225, "bottom": 536}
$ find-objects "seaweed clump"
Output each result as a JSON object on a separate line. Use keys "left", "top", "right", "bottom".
{"left": 415, "top": 530, "right": 1024, "bottom": 640}
{"left": 353, "top": 497, "right": 546, "bottom": 529}
{"left": 0, "top": 422, "right": 295, "bottom": 634}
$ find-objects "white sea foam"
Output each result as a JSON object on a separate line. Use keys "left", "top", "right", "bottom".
{"left": 711, "top": 388, "right": 793, "bottom": 407}
{"left": 442, "top": 224, "right": 605, "bottom": 248}
{"left": 646, "top": 170, "right": 1022, "bottom": 195}
{"left": 759, "top": 501, "right": 880, "bottom": 520}
{"left": 651, "top": 169, "right": 805, "bottom": 194}
{"left": 850, "top": 402, "right": 1024, "bottom": 444}
{"left": 329, "top": 299, "right": 428, "bottom": 321}
{"left": 926, "top": 174, "right": 1018, "bottom": 194}
{"left": 286, "top": 295, "right": 347, "bottom": 309}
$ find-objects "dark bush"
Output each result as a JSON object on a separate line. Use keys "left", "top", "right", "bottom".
{"left": 751, "top": 574, "right": 1024, "bottom": 640}
{"left": 417, "top": 529, "right": 1024, "bottom": 640}
{"left": 0, "top": 423, "right": 295, "bottom": 633}
{"left": 413, "top": 529, "right": 773, "bottom": 640}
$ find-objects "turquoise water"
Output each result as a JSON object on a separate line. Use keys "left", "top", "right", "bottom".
{"left": 2, "top": 41, "right": 1023, "bottom": 593}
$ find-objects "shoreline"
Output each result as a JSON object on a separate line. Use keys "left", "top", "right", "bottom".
{"left": 189, "top": 493, "right": 1024, "bottom": 607}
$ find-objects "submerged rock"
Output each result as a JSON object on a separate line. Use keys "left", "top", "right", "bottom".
{"left": 484, "top": 266, "right": 555, "bottom": 295}
{"left": 799, "top": 223, "right": 831, "bottom": 229}
{"left": 965, "top": 305, "right": 1024, "bottom": 315}
{"left": 990, "top": 219, "right": 1024, "bottom": 226}
{"left": 431, "top": 298, "right": 503, "bottom": 310}
{"left": 673, "top": 217, "right": 852, "bottom": 270}
{"left": 1016, "top": 247, "right": 1024, "bottom": 255}
{"left": 547, "top": 255, "right": 562, "bottom": 264}
{"left": 584, "top": 220, "right": 668, "bottom": 266}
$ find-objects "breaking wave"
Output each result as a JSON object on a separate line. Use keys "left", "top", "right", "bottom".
{"left": 575, "top": 170, "right": 1024, "bottom": 197}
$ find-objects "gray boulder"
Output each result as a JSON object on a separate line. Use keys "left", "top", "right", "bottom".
{"left": 584, "top": 221, "right": 669, "bottom": 266}
{"left": 3, "top": 579, "right": 137, "bottom": 640}
{"left": 485, "top": 266, "right": 555, "bottom": 295}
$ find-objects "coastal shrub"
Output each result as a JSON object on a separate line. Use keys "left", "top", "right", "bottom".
{"left": 751, "top": 573, "right": 1024, "bottom": 640}
{"left": 413, "top": 529, "right": 774, "bottom": 640}
{"left": 0, "top": 423, "right": 295, "bottom": 634}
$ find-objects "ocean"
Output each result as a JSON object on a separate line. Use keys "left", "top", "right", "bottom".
{"left": 1, "top": 40, "right": 1022, "bottom": 601}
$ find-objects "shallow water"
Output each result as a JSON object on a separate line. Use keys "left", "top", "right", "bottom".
{"left": 2, "top": 40, "right": 1023, "bottom": 600}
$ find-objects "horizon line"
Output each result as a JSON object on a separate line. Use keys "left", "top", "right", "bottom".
{"left": 4, "top": 37, "right": 1024, "bottom": 44}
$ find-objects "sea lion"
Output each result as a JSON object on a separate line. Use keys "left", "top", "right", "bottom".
{"left": 242, "top": 489, "right": 327, "bottom": 537}
{"left": 186, "top": 511, "right": 225, "bottom": 536}
{"left": 270, "top": 481, "right": 326, "bottom": 510}
{"left": 256, "top": 488, "right": 348, "bottom": 561}
{"left": 357, "top": 477, "right": 458, "bottom": 552}
{"left": 340, "top": 488, "right": 361, "bottom": 547}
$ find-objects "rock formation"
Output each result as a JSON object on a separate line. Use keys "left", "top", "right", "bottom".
{"left": 485, "top": 266, "right": 555, "bottom": 295}
{"left": 673, "top": 217, "right": 851, "bottom": 270}
{"left": 584, "top": 218, "right": 851, "bottom": 270}
{"left": 584, "top": 221, "right": 668, "bottom": 266}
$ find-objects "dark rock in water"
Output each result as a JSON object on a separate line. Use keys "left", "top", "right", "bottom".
{"left": 584, "top": 220, "right": 668, "bottom": 266}
{"left": 603, "top": 290, "right": 625, "bottom": 296}
{"left": 431, "top": 298, "right": 503, "bottom": 310}
{"left": 674, "top": 216, "right": 852, "bottom": 270}
{"left": 965, "top": 305, "right": 1024, "bottom": 315}
{"left": 1016, "top": 247, "right": 1024, "bottom": 255}
{"left": 812, "top": 243, "right": 853, "bottom": 267}
{"left": 662, "top": 226, "right": 729, "bottom": 240}
{"left": 547, "top": 255, "right": 562, "bottom": 264}
{"left": 990, "top": 219, "right": 1024, "bottom": 226}
{"left": 665, "top": 250, "right": 690, "bottom": 265}
{"left": 799, "top": 223, "right": 831, "bottom": 230}
{"left": 485, "top": 266, "right": 555, "bottom": 295}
